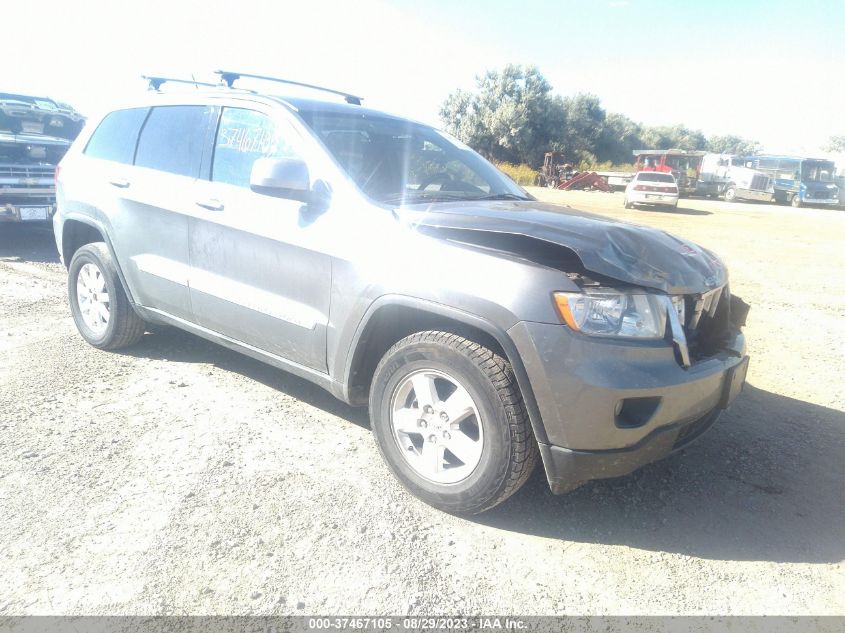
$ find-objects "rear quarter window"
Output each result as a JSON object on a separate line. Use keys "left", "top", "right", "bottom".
{"left": 83, "top": 108, "right": 149, "bottom": 164}
{"left": 134, "top": 105, "right": 212, "bottom": 178}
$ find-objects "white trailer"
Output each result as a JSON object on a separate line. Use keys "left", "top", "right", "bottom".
{"left": 594, "top": 171, "right": 634, "bottom": 191}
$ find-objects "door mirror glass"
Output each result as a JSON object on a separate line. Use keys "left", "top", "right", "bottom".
{"left": 250, "top": 157, "right": 311, "bottom": 201}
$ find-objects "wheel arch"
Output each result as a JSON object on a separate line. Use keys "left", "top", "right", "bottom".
{"left": 341, "top": 296, "right": 550, "bottom": 445}
{"left": 61, "top": 216, "right": 137, "bottom": 306}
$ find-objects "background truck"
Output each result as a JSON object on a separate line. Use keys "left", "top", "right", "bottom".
{"left": 0, "top": 92, "right": 84, "bottom": 223}
{"left": 697, "top": 153, "right": 774, "bottom": 202}
{"left": 744, "top": 155, "right": 839, "bottom": 207}
{"left": 633, "top": 149, "right": 706, "bottom": 196}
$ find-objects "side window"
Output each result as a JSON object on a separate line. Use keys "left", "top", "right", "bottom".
{"left": 134, "top": 106, "right": 211, "bottom": 178}
{"left": 777, "top": 160, "right": 800, "bottom": 181}
{"left": 211, "top": 108, "right": 300, "bottom": 188}
{"left": 83, "top": 108, "right": 149, "bottom": 164}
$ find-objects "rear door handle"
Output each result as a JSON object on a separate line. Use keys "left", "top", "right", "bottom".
{"left": 109, "top": 178, "right": 130, "bottom": 188}
{"left": 195, "top": 198, "right": 224, "bottom": 212}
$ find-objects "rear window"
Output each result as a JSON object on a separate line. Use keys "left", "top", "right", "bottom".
{"left": 637, "top": 172, "right": 675, "bottom": 183}
{"left": 135, "top": 106, "right": 211, "bottom": 178}
{"left": 83, "top": 108, "right": 149, "bottom": 164}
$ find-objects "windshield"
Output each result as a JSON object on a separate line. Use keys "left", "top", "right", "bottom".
{"left": 298, "top": 111, "right": 530, "bottom": 204}
{"left": 637, "top": 172, "right": 675, "bottom": 183}
{"left": 802, "top": 161, "right": 835, "bottom": 183}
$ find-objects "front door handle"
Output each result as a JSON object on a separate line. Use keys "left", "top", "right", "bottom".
{"left": 109, "top": 178, "right": 130, "bottom": 188}
{"left": 195, "top": 198, "right": 224, "bottom": 212}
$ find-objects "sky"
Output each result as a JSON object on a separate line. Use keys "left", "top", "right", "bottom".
{"left": 3, "top": 0, "right": 842, "bottom": 156}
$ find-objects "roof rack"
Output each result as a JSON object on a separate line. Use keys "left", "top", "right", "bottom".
{"left": 142, "top": 75, "right": 218, "bottom": 91}
{"left": 214, "top": 70, "right": 363, "bottom": 105}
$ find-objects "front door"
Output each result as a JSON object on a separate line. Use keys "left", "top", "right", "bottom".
{"left": 188, "top": 106, "right": 331, "bottom": 372}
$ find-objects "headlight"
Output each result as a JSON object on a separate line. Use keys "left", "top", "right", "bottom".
{"left": 553, "top": 290, "right": 668, "bottom": 339}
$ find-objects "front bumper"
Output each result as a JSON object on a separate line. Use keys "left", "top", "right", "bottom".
{"left": 508, "top": 321, "right": 747, "bottom": 492}
{"left": 735, "top": 188, "right": 773, "bottom": 202}
{"left": 0, "top": 202, "right": 55, "bottom": 223}
{"left": 803, "top": 196, "right": 838, "bottom": 205}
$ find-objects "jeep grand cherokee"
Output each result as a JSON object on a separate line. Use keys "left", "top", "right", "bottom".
{"left": 53, "top": 74, "right": 749, "bottom": 513}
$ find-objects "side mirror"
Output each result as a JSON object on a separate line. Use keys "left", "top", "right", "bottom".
{"left": 250, "top": 157, "right": 312, "bottom": 202}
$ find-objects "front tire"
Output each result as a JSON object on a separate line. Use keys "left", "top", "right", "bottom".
{"left": 68, "top": 242, "right": 145, "bottom": 349}
{"left": 724, "top": 185, "right": 737, "bottom": 202}
{"left": 791, "top": 194, "right": 803, "bottom": 208}
{"left": 369, "top": 331, "right": 538, "bottom": 514}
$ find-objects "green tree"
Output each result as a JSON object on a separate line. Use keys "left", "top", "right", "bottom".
{"left": 824, "top": 135, "right": 845, "bottom": 152}
{"left": 596, "top": 112, "right": 642, "bottom": 164}
{"left": 560, "top": 93, "right": 606, "bottom": 164}
{"left": 707, "top": 134, "right": 761, "bottom": 155}
{"left": 640, "top": 124, "right": 708, "bottom": 151}
{"left": 439, "top": 65, "right": 565, "bottom": 167}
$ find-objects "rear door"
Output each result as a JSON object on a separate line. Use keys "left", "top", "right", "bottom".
{"left": 187, "top": 105, "right": 332, "bottom": 372}
{"left": 116, "top": 104, "right": 216, "bottom": 320}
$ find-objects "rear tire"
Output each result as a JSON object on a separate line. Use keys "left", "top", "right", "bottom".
{"left": 624, "top": 197, "right": 634, "bottom": 209}
{"left": 68, "top": 242, "right": 145, "bottom": 350}
{"left": 369, "top": 331, "right": 538, "bottom": 514}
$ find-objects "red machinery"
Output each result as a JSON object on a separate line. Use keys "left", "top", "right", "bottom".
{"left": 556, "top": 171, "right": 611, "bottom": 191}
{"left": 536, "top": 152, "right": 612, "bottom": 191}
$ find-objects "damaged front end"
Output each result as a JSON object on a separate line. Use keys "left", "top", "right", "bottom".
{"left": 400, "top": 200, "right": 749, "bottom": 369}
{"left": 666, "top": 284, "right": 750, "bottom": 368}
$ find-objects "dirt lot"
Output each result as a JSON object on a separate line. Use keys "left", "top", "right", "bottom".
{"left": 1, "top": 193, "right": 843, "bottom": 616}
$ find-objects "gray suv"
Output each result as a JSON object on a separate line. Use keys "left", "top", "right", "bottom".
{"left": 53, "top": 74, "right": 749, "bottom": 514}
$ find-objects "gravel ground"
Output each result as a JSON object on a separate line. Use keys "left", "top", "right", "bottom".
{"left": 1, "top": 193, "right": 843, "bottom": 616}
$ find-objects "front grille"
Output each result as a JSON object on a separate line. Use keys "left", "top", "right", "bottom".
{"left": 682, "top": 285, "right": 730, "bottom": 359}
{"left": 809, "top": 191, "right": 829, "bottom": 200}
{"left": 0, "top": 165, "right": 55, "bottom": 178}
{"left": 750, "top": 174, "right": 769, "bottom": 191}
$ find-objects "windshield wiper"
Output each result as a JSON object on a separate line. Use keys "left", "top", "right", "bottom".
{"left": 381, "top": 192, "right": 474, "bottom": 204}
{"left": 471, "top": 193, "right": 531, "bottom": 201}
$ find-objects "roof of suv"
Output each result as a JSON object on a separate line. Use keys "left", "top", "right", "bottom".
{"left": 128, "top": 86, "right": 415, "bottom": 126}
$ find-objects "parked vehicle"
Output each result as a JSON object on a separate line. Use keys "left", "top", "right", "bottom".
{"left": 745, "top": 155, "right": 839, "bottom": 207}
{"left": 697, "top": 153, "right": 774, "bottom": 203}
{"left": 633, "top": 149, "right": 706, "bottom": 195}
{"left": 623, "top": 171, "right": 679, "bottom": 208}
{"left": 0, "top": 92, "right": 84, "bottom": 224}
{"left": 54, "top": 73, "right": 749, "bottom": 514}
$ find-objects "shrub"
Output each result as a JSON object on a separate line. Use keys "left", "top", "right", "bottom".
{"left": 575, "top": 160, "right": 636, "bottom": 173}
{"left": 494, "top": 161, "right": 538, "bottom": 186}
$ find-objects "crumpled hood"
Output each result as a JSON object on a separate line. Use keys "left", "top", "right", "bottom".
{"left": 396, "top": 200, "right": 727, "bottom": 295}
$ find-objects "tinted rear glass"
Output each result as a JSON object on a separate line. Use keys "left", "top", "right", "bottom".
{"left": 135, "top": 106, "right": 210, "bottom": 177}
{"left": 637, "top": 172, "right": 675, "bottom": 183}
{"left": 83, "top": 108, "right": 149, "bottom": 164}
